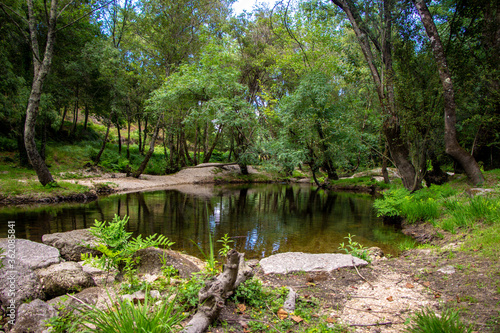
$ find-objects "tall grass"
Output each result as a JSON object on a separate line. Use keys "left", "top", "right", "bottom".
{"left": 405, "top": 307, "right": 473, "bottom": 333}
{"left": 72, "top": 291, "right": 185, "bottom": 333}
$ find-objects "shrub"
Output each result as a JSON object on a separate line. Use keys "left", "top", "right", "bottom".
{"left": 405, "top": 307, "right": 473, "bottom": 333}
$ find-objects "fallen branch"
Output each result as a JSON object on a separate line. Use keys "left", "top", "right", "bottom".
{"left": 184, "top": 163, "right": 238, "bottom": 169}
{"left": 352, "top": 258, "right": 374, "bottom": 290}
{"left": 350, "top": 321, "right": 399, "bottom": 327}
{"left": 181, "top": 250, "right": 253, "bottom": 333}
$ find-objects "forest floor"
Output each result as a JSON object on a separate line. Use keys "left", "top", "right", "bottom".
{"left": 215, "top": 230, "right": 500, "bottom": 333}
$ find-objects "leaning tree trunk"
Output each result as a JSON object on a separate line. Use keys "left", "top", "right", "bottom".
{"left": 94, "top": 121, "right": 111, "bottom": 166}
{"left": 24, "top": 0, "right": 58, "bottom": 186}
{"left": 331, "top": 0, "right": 420, "bottom": 191}
{"left": 413, "top": 0, "right": 484, "bottom": 186}
{"left": 133, "top": 115, "right": 163, "bottom": 178}
{"left": 181, "top": 250, "right": 253, "bottom": 333}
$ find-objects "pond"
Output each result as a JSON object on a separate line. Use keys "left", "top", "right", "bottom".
{"left": 0, "top": 184, "right": 409, "bottom": 259}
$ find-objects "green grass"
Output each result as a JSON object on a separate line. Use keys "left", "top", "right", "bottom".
{"left": 64, "top": 291, "right": 185, "bottom": 333}
{"left": 405, "top": 307, "right": 473, "bottom": 333}
{"left": 0, "top": 179, "right": 90, "bottom": 197}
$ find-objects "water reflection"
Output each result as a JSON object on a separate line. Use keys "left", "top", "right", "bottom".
{"left": 0, "top": 184, "right": 409, "bottom": 259}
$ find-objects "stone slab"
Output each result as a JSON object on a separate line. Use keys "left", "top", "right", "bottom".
{"left": 259, "top": 252, "right": 368, "bottom": 274}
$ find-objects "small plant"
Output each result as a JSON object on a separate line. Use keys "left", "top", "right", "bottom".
{"left": 338, "top": 234, "right": 371, "bottom": 262}
{"left": 160, "top": 253, "right": 179, "bottom": 284}
{"left": 82, "top": 215, "right": 174, "bottom": 279}
{"left": 231, "top": 277, "right": 270, "bottom": 308}
{"left": 398, "top": 238, "right": 418, "bottom": 251}
{"left": 191, "top": 233, "right": 218, "bottom": 275}
{"left": 405, "top": 307, "right": 473, "bottom": 333}
{"left": 217, "top": 233, "right": 234, "bottom": 257}
{"left": 72, "top": 290, "right": 185, "bottom": 333}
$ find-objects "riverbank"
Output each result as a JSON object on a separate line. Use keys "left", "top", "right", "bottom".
{"left": 0, "top": 164, "right": 267, "bottom": 205}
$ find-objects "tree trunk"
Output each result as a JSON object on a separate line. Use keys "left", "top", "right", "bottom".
{"left": 71, "top": 85, "right": 79, "bottom": 137}
{"left": 133, "top": 115, "right": 163, "bottom": 178}
{"left": 94, "top": 121, "right": 111, "bottom": 166}
{"left": 117, "top": 122, "right": 122, "bottom": 155}
{"left": 413, "top": 0, "right": 484, "bottom": 186}
{"left": 40, "top": 121, "right": 47, "bottom": 162}
{"left": 182, "top": 130, "right": 194, "bottom": 165}
{"left": 137, "top": 115, "right": 142, "bottom": 153}
{"left": 331, "top": 0, "right": 419, "bottom": 190}
{"left": 83, "top": 103, "right": 89, "bottom": 131}
{"left": 24, "top": 0, "right": 58, "bottom": 186}
{"left": 59, "top": 105, "right": 68, "bottom": 133}
{"left": 127, "top": 112, "right": 131, "bottom": 160}
{"left": 181, "top": 250, "right": 252, "bottom": 333}
{"left": 382, "top": 144, "right": 390, "bottom": 184}
{"left": 203, "top": 125, "right": 224, "bottom": 163}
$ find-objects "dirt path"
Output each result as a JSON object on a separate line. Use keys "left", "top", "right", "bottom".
{"left": 69, "top": 163, "right": 258, "bottom": 194}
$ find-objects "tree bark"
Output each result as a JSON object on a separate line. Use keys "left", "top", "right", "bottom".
{"left": 133, "top": 115, "right": 163, "bottom": 178}
{"left": 94, "top": 120, "right": 111, "bottom": 166}
{"left": 24, "top": 0, "right": 58, "bottom": 186}
{"left": 83, "top": 103, "right": 89, "bottom": 131}
{"left": 117, "top": 122, "right": 122, "bottom": 155}
{"left": 203, "top": 125, "right": 223, "bottom": 163}
{"left": 413, "top": 0, "right": 484, "bottom": 185}
{"left": 181, "top": 250, "right": 252, "bottom": 333}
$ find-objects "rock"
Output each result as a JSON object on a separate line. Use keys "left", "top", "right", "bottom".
{"left": 121, "top": 290, "right": 146, "bottom": 304}
{"left": 259, "top": 252, "right": 368, "bottom": 275}
{"left": 467, "top": 188, "right": 495, "bottom": 196}
{"left": 10, "top": 299, "right": 57, "bottom": 333}
{"left": 283, "top": 287, "right": 297, "bottom": 312}
{"left": 132, "top": 248, "right": 204, "bottom": 278}
{"left": 0, "top": 262, "right": 45, "bottom": 310}
{"left": 42, "top": 229, "right": 101, "bottom": 262}
{"left": 36, "top": 261, "right": 96, "bottom": 298}
{"left": 367, "top": 247, "right": 384, "bottom": 261}
{"left": 48, "top": 287, "right": 116, "bottom": 313}
{"left": 0, "top": 239, "right": 61, "bottom": 270}
{"left": 437, "top": 265, "right": 456, "bottom": 275}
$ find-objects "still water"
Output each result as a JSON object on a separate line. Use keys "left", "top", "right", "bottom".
{"left": 0, "top": 184, "right": 409, "bottom": 259}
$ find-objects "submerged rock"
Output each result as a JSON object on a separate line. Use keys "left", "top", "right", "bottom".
{"left": 259, "top": 252, "right": 368, "bottom": 275}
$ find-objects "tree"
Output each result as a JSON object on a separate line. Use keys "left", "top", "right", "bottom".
{"left": 330, "top": 0, "right": 422, "bottom": 190}
{"left": 412, "top": 0, "right": 485, "bottom": 185}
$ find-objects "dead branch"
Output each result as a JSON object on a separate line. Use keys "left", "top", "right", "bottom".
{"left": 181, "top": 250, "right": 253, "bottom": 333}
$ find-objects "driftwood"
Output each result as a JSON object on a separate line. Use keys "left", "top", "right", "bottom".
{"left": 181, "top": 250, "right": 253, "bottom": 333}
{"left": 184, "top": 163, "right": 239, "bottom": 169}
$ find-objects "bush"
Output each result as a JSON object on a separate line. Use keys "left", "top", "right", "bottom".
{"left": 0, "top": 137, "right": 17, "bottom": 151}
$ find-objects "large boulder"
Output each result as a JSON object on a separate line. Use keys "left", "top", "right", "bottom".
{"left": 36, "top": 261, "right": 96, "bottom": 298}
{"left": 132, "top": 247, "right": 205, "bottom": 278}
{"left": 0, "top": 262, "right": 45, "bottom": 309}
{"left": 0, "top": 239, "right": 60, "bottom": 270}
{"left": 42, "top": 229, "right": 101, "bottom": 261}
{"left": 9, "top": 299, "right": 57, "bottom": 333}
{"left": 259, "top": 252, "right": 368, "bottom": 275}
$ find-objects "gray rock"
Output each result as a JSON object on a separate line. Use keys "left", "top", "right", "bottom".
{"left": 259, "top": 252, "right": 368, "bottom": 275}
{"left": 48, "top": 287, "right": 116, "bottom": 313}
{"left": 132, "top": 248, "right": 204, "bottom": 278}
{"left": 0, "top": 263, "right": 45, "bottom": 309}
{"left": 0, "top": 239, "right": 60, "bottom": 270}
{"left": 437, "top": 265, "right": 456, "bottom": 275}
{"left": 42, "top": 229, "right": 101, "bottom": 262}
{"left": 10, "top": 299, "right": 57, "bottom": 333}
{"left": 367, "top": 247, "right": 384, "bottom": 261}
{"left": 36, "top": 261, "right": 96, "bottom": 298}
{"left": 283, "top": 287, "right": 297, "bottom": 312}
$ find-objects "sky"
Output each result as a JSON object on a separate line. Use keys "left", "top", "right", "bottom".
{"left": 232, "top": 0, "right": 278, "bottom": 15}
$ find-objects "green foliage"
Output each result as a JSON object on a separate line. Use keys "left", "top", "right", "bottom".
{"left": 177, "top": 273, "right": 206, "bottom": 310}
{"left": 82, "top": 215, "right": 174, "bottom": 278}
{"left": 338, "top": 234, "right": 371, "bottom": 262}
{"left": 72, "top": 291, "right": 185, "bottom": 333}
{"left": 216, "top": 233, "right": 234, "bottom": 257}
{"left": 231, "top": 278, "right": 269, "bottom": 308}
{"left": 191, "top": 233, "right": 218, "bottom": 275}
{"left": 374, "top": 185, "right": 457, "bottom": 223}
{"left": 439, "top": 196, "right": 500, "bottom": 233}
{"left": 405, "top": 307, "right": 473, "bottom": 333}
